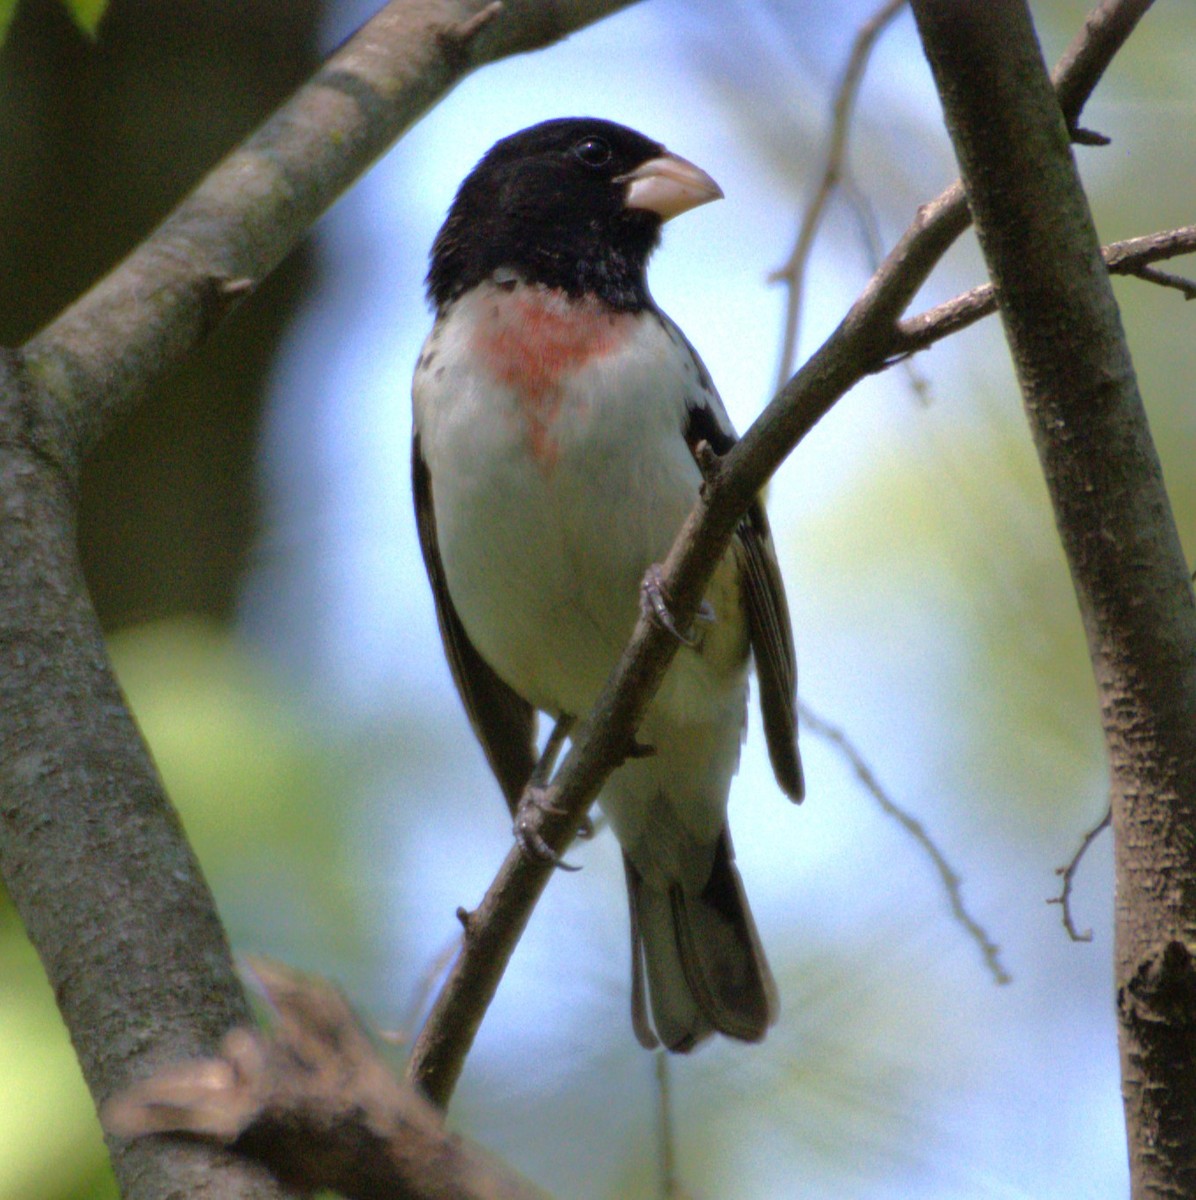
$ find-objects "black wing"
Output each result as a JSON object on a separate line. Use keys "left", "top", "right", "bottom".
{"left": 684, "top": 402, "right": 804, "bottom": 802}
{"left": 412, "top": 434, "right": 538, "bottom": 814}
{"left": 735, "top": 497, "right": 804, "bottom": 800}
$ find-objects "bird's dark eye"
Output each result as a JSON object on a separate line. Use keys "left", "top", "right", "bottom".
{"left": 573, "top": 136, "right": 612, "bottom": 168}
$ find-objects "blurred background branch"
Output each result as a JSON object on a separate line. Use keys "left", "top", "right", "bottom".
{"left": 769, "top": 0, "right": 907, "bottom": 396}
{"left": 799, "top": 700, "right": 1009, "bottom": 984}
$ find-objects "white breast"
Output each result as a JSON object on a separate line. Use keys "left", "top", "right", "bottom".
{"left": 414, "top": 285, "right": 720, "bottom": 718}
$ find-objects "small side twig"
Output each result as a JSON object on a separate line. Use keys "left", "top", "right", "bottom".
{"left": 1126, "top": 263, "right": 1196, "bottom": 299}
{"left": 438, "top": 1, "right": 504, "bottom": 65}
{"left": 893, "top": 224, "right": 1196, "bottom": 352}
{"left": 1049, "top": 806, "right": 1112, "bottom": 942}
{"left": 770, "top": 0, "right": 908, "bottom": 394}
{"left": 199, "top": 275, "right": 257, "bottom": 335}
{"left": 799, "top": 699, "right": 1010, "bottom": 984}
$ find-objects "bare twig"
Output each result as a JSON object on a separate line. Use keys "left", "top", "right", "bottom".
{"left": 894, "top": 224, "right": 1196, "bottom": 352}
{"left": 102, "top": 960, "right": 552, "bottom": 1200}
{"left": 770, "top": 0, "right": 908, "bottom": 394}
{"left": 404, "top": 0, "right": 1152, "bottom": 1109}
{"left": 1127, "top": 263, "right": 1196, "bottom": 299}
{"left": 1049, "top": 807, "right": 1112, "bottom": 942}
{"left": 799, "top": 701, "right": 1010, "bottom": 984}
{"left": 654, "top": 1052, "right": 687, "bottom": 1200}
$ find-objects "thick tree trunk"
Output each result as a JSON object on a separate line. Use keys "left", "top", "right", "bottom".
{"left": 909, "top": 3, "right": 1196, "bottom": 1195}
{"left": 0, "top": 355, "right": 284, "bottom": 1199}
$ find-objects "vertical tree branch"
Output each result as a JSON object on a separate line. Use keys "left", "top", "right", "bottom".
{"left": 0, "top": 357, "right": 284, "bottom": 1200}
{"left": 909, "top": 4, "right": 1196, "bottom": 1196}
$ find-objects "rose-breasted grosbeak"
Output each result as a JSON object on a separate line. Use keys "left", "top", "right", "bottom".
{"left": 412, "top": 118, "right": 803, "bottom": 1051}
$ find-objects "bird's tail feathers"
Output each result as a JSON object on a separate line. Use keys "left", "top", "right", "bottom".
{"left": 624, "top": 830, "right": 776, "bottom": 1052}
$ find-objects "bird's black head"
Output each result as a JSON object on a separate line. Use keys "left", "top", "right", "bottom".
{"left": 426, "top": 118, "right": 721, "bottom": 313}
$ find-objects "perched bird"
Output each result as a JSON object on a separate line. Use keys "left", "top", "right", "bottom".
{"left": 412, "top": 118, "right": 803, "bottom": 1051}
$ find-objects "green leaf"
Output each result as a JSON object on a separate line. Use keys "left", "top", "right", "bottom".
{"left": 63, "top": 0, "right": 108, "bottom": 37}
{"left": 0, "top": 0, "right": 19, "bottom": 47}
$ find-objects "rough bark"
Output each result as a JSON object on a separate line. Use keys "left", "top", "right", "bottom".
{"left": 0, "top": 355, "right": 282, "bottom": 1200}
{"left": 103, "top": 962, "right": 553, "bottom": 1200}
{"left": 909, "top": 3, "right": 1196, "bottom": 1195}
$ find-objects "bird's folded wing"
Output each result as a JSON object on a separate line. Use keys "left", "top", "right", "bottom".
{"left": 734, "top": 500, "right": 804, "bottom": 801}
{"left": 682, "top": 395, "right": 803, "bottom": 802}
{"left": 412, "top": 435, "right": 538, "bottom": 813}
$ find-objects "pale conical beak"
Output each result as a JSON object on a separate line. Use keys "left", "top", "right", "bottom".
{"left": 620, "top": 152, "right": 723, "bottom": 221}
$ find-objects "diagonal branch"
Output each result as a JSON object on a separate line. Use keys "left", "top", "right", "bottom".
{"left": 19, "top": 0, "right": 640, "bottom": 478}
{"left": 404, "top": 0, "right": 1157, "bottom": 1109}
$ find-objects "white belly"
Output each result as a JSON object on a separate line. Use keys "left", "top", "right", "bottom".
{"left": 415, "top": 288, "right": 703, "bottom": 716}
{"left": 414, "top": 285, "right": 752, "bottom": 863}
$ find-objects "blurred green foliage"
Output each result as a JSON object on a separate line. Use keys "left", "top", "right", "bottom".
{"left": 0, "top": 0, "right": 320, "bottom": 628}
{"left": 108, "top": 620, "right": 379, "bottom": 964}
{"left": 0, "top": 0, "right": 109, "bottom": 42}
{"left": 0, "top": 928, "right": 114, "bottom": 1200}
{"left": 63, "top": 0, "right": 107, "bottom": 37}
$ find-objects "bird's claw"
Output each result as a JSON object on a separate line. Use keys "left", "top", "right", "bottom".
{"left": 640, "top": 565, "right": 714, "bottom": 647}
{"left": 514, "top": 786, "right": 582, "bottom": 871}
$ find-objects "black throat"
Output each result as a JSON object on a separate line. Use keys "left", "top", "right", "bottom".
{"left": 427, "top": 206, "right": 660, "bottom": 314}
